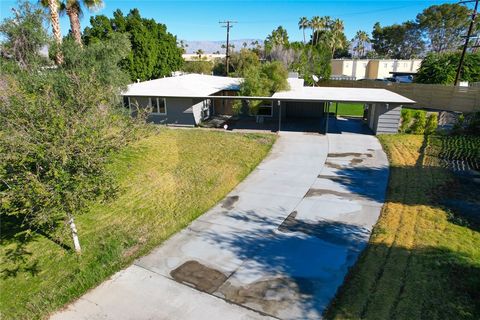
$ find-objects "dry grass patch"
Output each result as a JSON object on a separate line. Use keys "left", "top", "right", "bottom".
{"left": 326, "top": 134, "right": 480, "bottom": 320}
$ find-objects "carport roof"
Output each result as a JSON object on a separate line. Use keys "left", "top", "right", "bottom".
{"left": 272, "top": 86, "right": 415, "bottom": 104}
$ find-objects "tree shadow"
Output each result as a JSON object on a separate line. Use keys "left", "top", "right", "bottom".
{"left": 325, "top": 242, "right": 480, "bottom": 320}
{"left": 1, "top": 214, "right": 72, "bottom": 279}
{"left": 183, "top": 201, "right": 377, "bottom": 319}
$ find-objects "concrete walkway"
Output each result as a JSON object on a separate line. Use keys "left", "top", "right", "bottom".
{"left": 51, "top": 118, "right": 389, "bottom": 320}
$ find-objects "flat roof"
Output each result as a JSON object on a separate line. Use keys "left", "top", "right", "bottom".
{"left": 272, "top": 86, "right": 415, "bottom": 104}
{"left": 123, "top": 74, "right": 415, "bottom": 104}
{"left": 122, "top": 74, "right": 241, "bottom": 97}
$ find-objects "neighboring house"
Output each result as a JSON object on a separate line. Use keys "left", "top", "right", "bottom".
{"left": 121, "top": 73, "right": 415, "bottom": 134}
{"left": 331, "top": 59, "right": 422, "bottom": 80}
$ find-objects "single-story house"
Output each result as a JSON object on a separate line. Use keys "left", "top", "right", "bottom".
{"left": 121, "top": 74, "right": 415, "bottom": 134}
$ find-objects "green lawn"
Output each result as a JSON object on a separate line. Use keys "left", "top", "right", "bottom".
{"left": 326, "top": 134, "right": 480, "bottom": 320}
{"left": 0, "top": 128, "right": 275, "bottom": 320}
{"left": 328, "top": 102, "right": 364, "bottom": 117}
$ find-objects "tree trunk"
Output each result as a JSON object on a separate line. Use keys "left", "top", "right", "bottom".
{"left": 48, "top": 0, "right": 63, "bottom": 64}
{"left": 66, "top": 5, "right": 83, "bottom": 47}
{"left": 303, "top": 29, "right": 306, "bottom": 45}
{"left": 68, "top": 215, "right": 82, "bottom": 253}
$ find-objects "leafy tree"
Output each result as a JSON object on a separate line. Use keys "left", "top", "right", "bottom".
{"left": 83, "top": 9, "right": 184, "bottom": 81}
{"left": 0, "top": 1, "right": 48, "bottom": 69}
{"left": 1, "top": 4, "right": 140, "bottom": 253}
{"left": 235, "top": 61, "right": 289, "bottom": 112}
{"left": 182, "top": 59, "right": 213, "bottom": 74}
{"left": 230, "top": 48, "right": 260, "bottom": 76}
{"left": 416, "top": 51, "right": 480, "bottom": 84}
{"left": 64, "top": 0, "right": 104, "bottom": 46}
{"left": 291, "top": 44, "right": 331, "bottom": 85}
{"left": 372, "top": 21, "right": 424, "bottom": 59}
{"left": 416, "top": 3, "right": 470, "bottom": 53}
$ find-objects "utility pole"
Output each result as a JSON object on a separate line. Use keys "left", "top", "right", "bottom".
{"left": 219, "top": 20, "right": 237, "bottom": 75}
{"left": 454, "top": 0, "right": 479, "bottom": 86}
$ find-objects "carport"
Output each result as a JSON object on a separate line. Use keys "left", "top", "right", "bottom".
{"left": 206, "top": 86, "right": 415, "bottom": 134}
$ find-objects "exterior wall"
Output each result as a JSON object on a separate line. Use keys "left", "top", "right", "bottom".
{"left": 367, "top": 103, "right": 402, "bottom": 134}
{"left": 331, "top": 59, "right": 422, "bottom": 80}
{"left": 376, "top": 60, "right": 397, "bottom": 79}
{"left": 285, "top": 101, "right": 325, "bottom": 117}
{"left": 354, "top": 61, "right": 369, "bottom": 80}
{"left": 331, "top": 60, "right": 344, "bottom": 76}
{"left": 367, "top": 61, "right": 379, "bottom": 79}
{"left": 212, "top": 90, "right": 237, "bottom": 115}
{"left": 126, "top": 96, "right": 197, "bottom": 126}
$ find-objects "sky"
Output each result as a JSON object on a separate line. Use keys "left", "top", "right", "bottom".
{"left": 0, "top": 0, "right": 458, "bottom": 42}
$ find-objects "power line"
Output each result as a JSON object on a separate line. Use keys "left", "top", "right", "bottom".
{"left": 455, "top": 0, "right": 479, "bottom": 86}
{"left": 219, "top": 20, "right": 237, "bottom": 75}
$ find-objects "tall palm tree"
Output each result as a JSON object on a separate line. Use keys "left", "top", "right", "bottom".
{"left": 310, "top": 16, "right": 321, "bottom": 45}
{"left": 65, "top": 0, "right": 103, "bottom": 46}
{"left": 329, "top": 18, "right": 345, "bottom": 57}
{"left": 40, "top": 0, "right": 63, "bottom": 64}
{"left": 298, "top": 17, "right": 309, "bottom": 45}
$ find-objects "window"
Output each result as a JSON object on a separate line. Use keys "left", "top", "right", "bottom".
{"left": 257, "top": 101, "right": 273, "bottom": 117}
{"left": 149, "top": 97, "right": 167, "bottom": 115}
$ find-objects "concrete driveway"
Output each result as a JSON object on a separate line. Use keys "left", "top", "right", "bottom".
{"left": 51, "top": 118, "right": 389, "bottom": 320}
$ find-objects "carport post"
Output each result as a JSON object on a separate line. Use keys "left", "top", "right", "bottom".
{"left": 277, "top": 100, "right": 281, "bottom": 133}
{"left": 325, "top": 102, "right": 331, "bottom": 134}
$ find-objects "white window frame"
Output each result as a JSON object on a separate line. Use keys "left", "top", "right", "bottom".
{"left": 149, "top": 97, "right": 167, "bottom": 115}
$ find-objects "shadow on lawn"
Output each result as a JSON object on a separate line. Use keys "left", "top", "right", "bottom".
{"left": 330, "top": 165, "right": 480, "bottom": 231}
{"left": 0, "top": 215, "right": 71, "bottom": 279}
{"left": 325, "top": 241, "right": 480, "bottom": 320}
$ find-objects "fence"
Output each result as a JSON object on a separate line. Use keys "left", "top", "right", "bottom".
{"left": 319, "top": 80, "right": 480, "bottom": 113}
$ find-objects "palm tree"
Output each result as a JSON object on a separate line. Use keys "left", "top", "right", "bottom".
{"left": 195, "top": 49, "right": 204, "bottom": 59}
{"left": 65, "top": 0, "right": 103, "bottom": 46}
{"left": 353, "top": 30, "right": 370, "bottom": 58}
{"left": 310, "top": 16, "right": 321, "bottom": 45}
{"left": 298, "top": 17, "right": 309, "bottom": 45}
{"left": 40, "top": 0, "right": 63, "bottom": 64}
{"left": 329, "top": 18, "right": 345, "bottom": 57}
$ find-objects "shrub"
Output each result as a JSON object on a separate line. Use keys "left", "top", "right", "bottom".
{"left": 0, "top": 5, "right": 142, "bottom": 253}
{"left": 410, "top": 111, "right": 427, "bottom": 134}
{"left": 400, "top": 108, "right": 413, "bottom": 133}
{"left": 425, "top": 113, "right": 438, "bottom": 135}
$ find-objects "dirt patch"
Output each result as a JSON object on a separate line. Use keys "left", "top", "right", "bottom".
{"left": 219, "top": 277, "right": 300, "bottom": 317}
{"left": 170, "top": 260, "right": 227, "bottom": 293}
{"left": 328, "top": 152, "right": 363, "bottom": 157}
{"left": 221, "top": 195, "right": 239, "bottom": 210}
{"left": 305, "top": 188, "right": 353, "bottom": 198}
{"left": 350, "top": 158, "right": 364, "bottom": 165}
{"left": 325, "top": 162, "right": 344, "bottom": 169}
